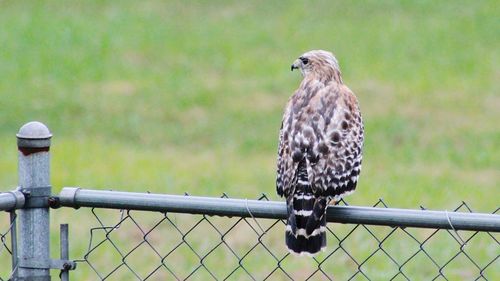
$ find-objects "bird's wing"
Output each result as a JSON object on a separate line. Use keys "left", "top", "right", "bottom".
{"left": 306, "top": 83, "right": 364, "bottom": 200}
{"left": 276, "top": 99, "right": 297, "bottom": 198}
{"left": 276, "top": 79, "right": 326, "bottom": 198}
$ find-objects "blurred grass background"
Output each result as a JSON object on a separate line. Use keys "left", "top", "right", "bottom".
{"left": 0, "top": 0, "right": 498, "bottom": 280}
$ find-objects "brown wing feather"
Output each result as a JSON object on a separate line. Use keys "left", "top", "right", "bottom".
{"left": 276, "top": 79, "right": 324, "bottom": 198}
{"left": 276, "top": 99, "right": 297, "bottom": 198}
{"left": 307, "top": 84, "right": 364, "bottom": 200}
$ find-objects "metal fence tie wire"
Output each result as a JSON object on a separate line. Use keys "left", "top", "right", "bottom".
{"left": 245, "top": 199, "right": 266, "bottom": 235}
{"left": 445, "top": 209, "right": 466, "bottom": 245}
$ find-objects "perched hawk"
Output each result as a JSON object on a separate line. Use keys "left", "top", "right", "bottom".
{"left": 276, "top": 50, "right": 364, "bottom": 256}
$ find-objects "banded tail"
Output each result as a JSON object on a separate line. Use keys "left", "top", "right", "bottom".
{"left": 285, "top": 161, "right": 327, "bottom": 256}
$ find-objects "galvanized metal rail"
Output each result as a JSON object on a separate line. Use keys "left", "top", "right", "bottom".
{"left": 0, "top": 190, "right": 25, "bottom": 211}
{"left": 57, "top": 187, "right": 500, "bottom": 232}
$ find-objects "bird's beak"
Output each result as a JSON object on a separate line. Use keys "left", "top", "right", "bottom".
{"left": 291, "top": 59, "right": 301, "bottom": 71}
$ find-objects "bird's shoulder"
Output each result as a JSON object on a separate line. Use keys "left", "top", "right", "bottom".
{"left": 288, "top": 80, "right": 357, "bottom": 115}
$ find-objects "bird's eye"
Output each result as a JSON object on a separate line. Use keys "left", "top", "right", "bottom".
{"left": 300, "top": 57, "right": 309, "bottom": 65}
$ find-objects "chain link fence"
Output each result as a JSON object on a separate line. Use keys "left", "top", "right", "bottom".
{"left": 4, "top": 194, "right": 495, "bottom": 281}
{"left": 1, "top": 123, "right": 499, "bottom": 280}
{"left": 0, "top": 211, "right": 17, "bottom": 281}
{"left": 2, "top": 194, "right": 500, "bottom": 280}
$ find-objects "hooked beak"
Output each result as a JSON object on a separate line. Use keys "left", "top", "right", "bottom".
{"left": 291, "top": 59, "right": 301, "bottom": 71}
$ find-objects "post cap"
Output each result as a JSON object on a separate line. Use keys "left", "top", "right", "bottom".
{"left": 17, "top": 121, "right": 52, "bottom": 149}
{"left": 17, "top": 121, "right": 52, "bottom": 139}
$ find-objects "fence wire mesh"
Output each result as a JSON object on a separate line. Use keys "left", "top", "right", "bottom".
{"left": 0, "top": 211, "right": 16, "bottom": 281}
{"left": 1, "top": 196, "right": 499, "bottom": 281}
{"left": 57, "top": 195, "right": 499, "bottom": 281}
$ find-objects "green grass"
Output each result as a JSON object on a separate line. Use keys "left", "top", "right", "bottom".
{"left": 0, "top": 1, "right": 498, "bottom": 280}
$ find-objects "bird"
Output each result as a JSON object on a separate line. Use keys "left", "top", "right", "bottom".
{"left": 276, "top": 50, "right": 364, "bottom": 256}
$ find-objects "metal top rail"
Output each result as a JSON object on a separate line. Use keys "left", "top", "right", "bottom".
{"left": 57, "top": 187, "right": 500, "bottom": 232}
{"left": 0, "top": 190, "right": 25, "bottom": 211}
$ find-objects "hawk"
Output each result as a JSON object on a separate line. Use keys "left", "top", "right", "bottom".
{"left": 276, "top": 50, "right": 364, "bottom": 256}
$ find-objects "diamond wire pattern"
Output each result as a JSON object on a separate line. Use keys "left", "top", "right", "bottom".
{"left": 68, "top": 196, "right": 499, "bottom": 281}
{"left": 0, "top": 211, "right": 16, "bottom": 281}
{"left": 1, "top": 197, "right": 498, "bottom": 281}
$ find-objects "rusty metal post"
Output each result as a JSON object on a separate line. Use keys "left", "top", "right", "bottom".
{"left": 16, "top": 121, "right": 52, "bottom": 281}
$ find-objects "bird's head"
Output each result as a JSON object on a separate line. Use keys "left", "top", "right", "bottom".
{"left": 291, "top": 50, "right": 343, "bottom": 83}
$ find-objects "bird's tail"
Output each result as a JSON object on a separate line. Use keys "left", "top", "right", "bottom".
{"left": 285, "top": 183, "right": 327, "bottom": 256}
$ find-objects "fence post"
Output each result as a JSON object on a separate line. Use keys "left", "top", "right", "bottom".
{"left": 16, "top": 121, "right": 52, "bottom": 281}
